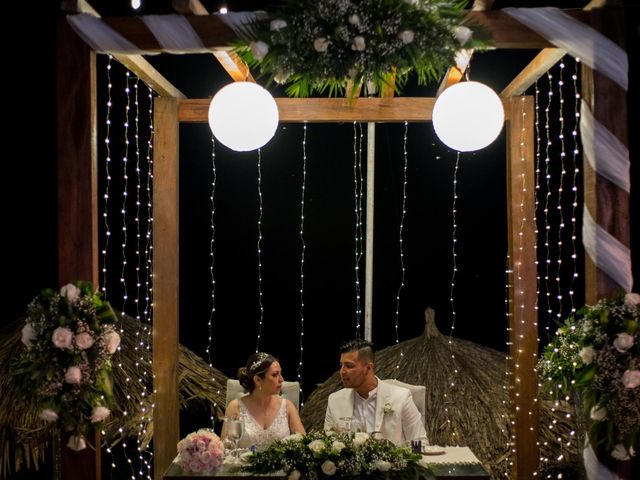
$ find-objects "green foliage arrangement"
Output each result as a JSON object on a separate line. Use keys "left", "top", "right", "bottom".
{"left": 538, "top": 293, "right": 640, "bottom": 460}
{"left": 242, "top": 430, "right": 428, "bottom": 480}
{"left": 12, "top": 281, "right": 120, "bottom": 450}
{"left": 234, "top": 0, "right": 488, "bottom": 97}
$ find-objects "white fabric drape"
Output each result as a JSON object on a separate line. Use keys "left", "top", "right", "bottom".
{"left": 140, "top": 15, "right": 208, "bottom": 54}
{"left": 583, "top": 443, "right": 621, "bottom": 480}
{"left": 67, "top": 13, "right": 142, "bottom": 54}
{"left": 580, "top": 99, "right": 630, "bottom": 193}
{"left": 503, "top": 7, "right": 628, "bottom": 90}
{"left": 582, "top": 207, "right": 633, "bottom": 294}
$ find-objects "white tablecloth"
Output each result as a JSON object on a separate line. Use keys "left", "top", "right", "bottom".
{"left": 421, "top": 446, "right": 481, "bottom": 464}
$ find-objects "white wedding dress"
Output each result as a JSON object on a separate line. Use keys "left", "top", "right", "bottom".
{"left": 237, "top": 397, "right": 290, "bottom": 449}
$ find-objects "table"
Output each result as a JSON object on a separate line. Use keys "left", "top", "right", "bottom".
{"left": 164, "top": 447, "right": 490, "bottom": 480}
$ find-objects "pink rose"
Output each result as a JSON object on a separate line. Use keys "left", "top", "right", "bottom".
{"left": 64, "top": 366, "right": 82, "bottom": 384}
{"left": 104, "top": 331, "right": 121, "bottom": 354}
{"left": 40, "top": 409, "right": 59, "bottom": 422}
{"left": 91, "top": 406, "right": 111, "bottom": 422}
{"left": 52, "top": 327, "right": 73, "bottom": 349}
{"left": 613, "top": 332, "right": 634, "bottom": 352}
{"left": 66, "top": 435, "right": 87, "bottom": 451}
{"left": 624, "top": 292, "right": 640, "bottom": 306}
{"left": 60, "top": 283, "right": 81, "bottom": 303}
{"left": 21, "top": 322, "right": 37, "bottom": 347}
{"left": 75, "top": 332, "right": 95, "bottom": 350}
{"left": 622, "top": 370, "right": 640, "bottom": 389}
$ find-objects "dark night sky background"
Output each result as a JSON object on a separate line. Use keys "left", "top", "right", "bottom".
{"left": 6, "top": 0, "right": 639, "bottom": 433}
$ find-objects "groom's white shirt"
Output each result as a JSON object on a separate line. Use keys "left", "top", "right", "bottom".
{"left": 324, "top": 378, "right": 427, "bottom": 444}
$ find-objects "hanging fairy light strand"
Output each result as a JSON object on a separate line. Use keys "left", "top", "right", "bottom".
{"left": 502, "top": 254, "right": 514, "bottom": 471}
{"left": 553, "top": 59, "right": 567, "bottom": 321}
{"left": 205, "top": 135, "right": 221, "bottom": 423}
{"left": 568, "top": 58, "right": 581, "bottom": 314}
{"left": 120, "top": 71, "right": 132, "bottom": 318}
{"left": 352, "top": 122, "right": 364, "bottom": 337}
{"left": 297, "top": 124, "right": 308, "bottom": 406}
{"left": 541, "top": 70, "right": 555, "bottom": 323}
{"left": 101, "top": 56, "right": 114, "bottom": 296}
{"left": 133, "top": 77, "right": 143, "bottom": 326}
{"left": 443, "top": 151, "right": 461, "bottom": 444}
{"left": 393, "top": 121, "right": 409, "bottom": 375}
{"left": 255, "top": 149, "right": 265, "bottom": 351}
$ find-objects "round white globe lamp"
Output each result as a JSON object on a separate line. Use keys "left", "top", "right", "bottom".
{"left": 432, "top": 81, "right": 504, "bottom": 152}
{"left": 208, "top": 82, "right": 279, "bottom": 152}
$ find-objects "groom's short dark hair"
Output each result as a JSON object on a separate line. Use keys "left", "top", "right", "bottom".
{"left": 340, "top": 339, "right": 375, "bottom": 363}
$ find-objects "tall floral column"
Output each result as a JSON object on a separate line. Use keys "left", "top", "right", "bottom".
{"left": 539, "top": 293, "right": 639, "bottom": 479}
{"left": 13, "top": 282, "right": 121, "bottom": 479}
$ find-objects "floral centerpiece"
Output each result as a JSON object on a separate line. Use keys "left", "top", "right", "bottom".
{"left": 12, "top": 281, "right": 121, "bottom": 451}
{"left": 234, "top": 0, "right": 488, "bottom": 97}
{"left": 241, "top": 430, "right": 427, "bottom": 479}
{"left": 538, "top": 292, "right": 640, "bottom": 461}
{"left": 177, "top": 429, "right": 225, "bottom": 473}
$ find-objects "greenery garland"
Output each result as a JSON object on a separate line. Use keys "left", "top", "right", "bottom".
{"left": 233, "top": 0, "right": 489, "bottom": 97}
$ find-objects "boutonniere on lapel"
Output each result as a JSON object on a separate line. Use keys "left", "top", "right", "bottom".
{"left": 383, "top": 403, "right": 393, "bottom": 415}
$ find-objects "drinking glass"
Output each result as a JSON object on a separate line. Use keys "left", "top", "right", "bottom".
{"left": 350, "top": 419, "right": 365, "bottom": 433}
{"left": 224, "top": 417, "right": 244, "bottom": 457}
{"left": 338, "top": 416, "right": 354, "bottom": 433}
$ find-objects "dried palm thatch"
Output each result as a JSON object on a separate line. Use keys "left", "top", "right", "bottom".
{"left": 0, "top": 312, "right": 228, "bottom": 479}
{"left": 301, "top": 308, "right": 579, "bottom": 478}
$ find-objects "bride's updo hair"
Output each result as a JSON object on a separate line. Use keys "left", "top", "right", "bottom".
{"left": 237, "top": 352, "right": 278, "bottom": 393}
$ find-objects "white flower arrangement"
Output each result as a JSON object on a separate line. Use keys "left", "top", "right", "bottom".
{"left": 539, "top": 293, "right": 640, "bottom": 460}
{"left": 234, "top": 0, "right": 489, "bottom": 97}
{"left": 242, "top": 430, "right": 427, "bottom": 479}
{"left": 12, "top": 281, "right": 120, "bottom": 450}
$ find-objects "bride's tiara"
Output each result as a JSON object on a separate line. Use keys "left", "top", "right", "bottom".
{"left": 249, "top": 352, "right": 270, "bottom": 373}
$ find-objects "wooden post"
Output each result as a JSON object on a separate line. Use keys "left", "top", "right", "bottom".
{"left": 364, "top": 122, "right": 375, "bottom": 342}
{"left": 505, "top": 96, "right": 538, "bottom": 478}
{"left": 56, "top": 16, "right": 101, "bottom": 480}
{"left": 152, "top": 97, "right": 181, "bottom": 480}
{"left": 581, "top": 7, "right": 630, "bottom": 303}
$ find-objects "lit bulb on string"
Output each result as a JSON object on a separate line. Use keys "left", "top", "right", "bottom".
{"left": 432, "top": 81, "right": 504, "bottom": 152}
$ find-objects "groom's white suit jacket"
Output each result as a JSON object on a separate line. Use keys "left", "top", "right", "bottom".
{"left": 324, "top": 378, "right": 427, "bottom": 444}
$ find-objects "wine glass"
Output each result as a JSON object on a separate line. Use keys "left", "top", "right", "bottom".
{"left": 224, "top": 417, "right": 244, "bottom": 457}
{"left": 338, "top": 416, "right": 354, "bottom": 433}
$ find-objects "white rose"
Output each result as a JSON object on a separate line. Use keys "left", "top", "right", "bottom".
{"left": 610, "top": 444, "right": 631, "bottom": 461}
{"left": 624, "top": 292, "right": 640, "bottom": 306}
{"left": 404, "top": 0, "right": 419, "bottom": 5}
{"left": 65, "top": 366, "right": 82, "bottom": 384}
{"left": 353, "top": 431, "right": 369, "bottom": 446}
{"left": 313, "top": 37, "right": 329, "bottom": 53}
{"left": 21, "top": 322, "right": 37, "bottom": 347}
{"left": 321, "top": 460, "right": 336, "bottom": 476}
{"left": 66, "top": 435, "right": 87, "bottom": 451}
{"left": 589, "top": 406, "right": 606, "bottom": 421}
{"left": 60, "top": 283, "right": 81, "bottom": 303}
{"left": 579, "top": 346, "right": 596, "bottom": 365}
{"left": 348, "top": 14, "right": 360, "bottom": 25}
{"left": 622, "top": 369, "right": 640, "bottom": 389}
{"left": 75, "top": 332, "right": 95, "bottom": 350}
{"left": 40, "top": 409, "right": 59, "bottom": 422}
{"left": 283, "top": 433, "right": 303, "bottom": 442}
{"left": 288, "top": 470, "right": 301, "bottom": 480}
{"left": 613, "top": 332, "right": 634, "bottom": 352}
{"left": 250, "top": 41, "right": 269, "bottom": 61}
{"left": 104, "top": 331, "right": 121, "bottom": 354}
{"left": 308, "top": 439, "right": 325, "bottom": 453}
{"left": 375, "top": 460, "right": 391, "bottom": 472}
{"left": 52, "top": 327, "right": 73, "bottom": 350}
{"left": 274, "top": 71, "right": 290, "bottom": 85}
{"left": 399, "top": 30, "right": 414, "bottom": 44}
{"left": 270, "top": 19, "right": 287, "bottom": 31}
{"left": 91, "top": 406, "right": 111, "bottom": 422}
{"left": 455, "top": 26, "right": 472, "bottom": 46}
{"left": 351, "top": 36, "right": 366, "bottom": 51}
{"left": 331, "top": 441, "right": 345, "bottom": 453}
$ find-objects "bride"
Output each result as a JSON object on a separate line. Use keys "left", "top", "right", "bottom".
{"left": 222, "top": 352, "right": 305, "bottom": 449}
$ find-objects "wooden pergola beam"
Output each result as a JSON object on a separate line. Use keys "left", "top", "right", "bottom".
{"left": 93, "top": 9, "right": 590, "bottom": 53}
{"left": 178, "top": 97, "right": 512, "bottom": 123}
{"left": 501, "top": 48, "right": 566, "bottom": 97}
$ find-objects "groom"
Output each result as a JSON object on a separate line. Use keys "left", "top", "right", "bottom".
{"left": 324, "top": 339, "right": 428, "bottom": 445}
